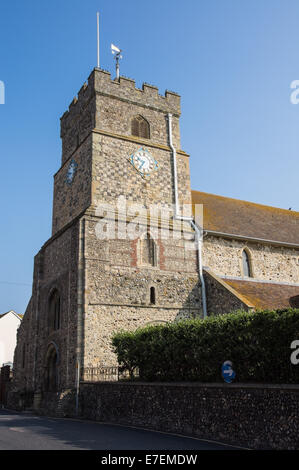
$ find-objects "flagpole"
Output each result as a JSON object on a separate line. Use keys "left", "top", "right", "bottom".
{"left": 97, "top": 12, "right": 100, "bottom": 68}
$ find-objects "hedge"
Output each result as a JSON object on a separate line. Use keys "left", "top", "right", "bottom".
{"left": 112, "top": 309, "right": 299, "bottom": 383}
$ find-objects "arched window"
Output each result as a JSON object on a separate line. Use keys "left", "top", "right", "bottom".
{"left": 139, "top": 233, "right": 156, "bottom": 267}
{"left": 150, "top": 287, "right": 156, "bottom": 305}
{"left": 45, "top": 344, "right": 59, "bottom": 392}
{"left": 131, "top": 115, "right": 150, "bottom": 139}
{"left": 48, "top": 289, "right": 61, "bottom": 331}
{"left": 242, "top": 249, "right": 252, "bottom": 277}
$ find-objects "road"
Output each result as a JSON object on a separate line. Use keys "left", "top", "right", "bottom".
{"left": 0, "top": 409, "right": 241, "bottom": 450}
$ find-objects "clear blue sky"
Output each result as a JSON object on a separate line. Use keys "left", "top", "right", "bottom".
{"left": 0, "top": 0, "right": 299, "bottom": 314}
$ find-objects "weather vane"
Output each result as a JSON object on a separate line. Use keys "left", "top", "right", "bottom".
{"left": 111, "top": 44, "right": 123, "bottom": 80}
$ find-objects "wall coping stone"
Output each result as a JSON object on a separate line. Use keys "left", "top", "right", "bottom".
{"left": 81, "top": 381, "right": 299, "bottom": 391}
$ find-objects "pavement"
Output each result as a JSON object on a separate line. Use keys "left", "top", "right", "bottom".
{"left": 0, "top": 409, "right": 244, "bottom": 450}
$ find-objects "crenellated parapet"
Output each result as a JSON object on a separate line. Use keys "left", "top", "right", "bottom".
{"left": 60, "top": 68, "right": 181, "bottom": 166}
{"left": 91, "top": 68, "right": 181, "bottom": 115}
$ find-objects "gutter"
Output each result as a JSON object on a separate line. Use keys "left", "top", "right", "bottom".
{"left": 167, "top": 113, "right": 207, "bottom": 318}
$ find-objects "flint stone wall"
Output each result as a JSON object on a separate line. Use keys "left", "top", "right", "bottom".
{"left": 79, "top": 381, "right": 299, "bottom": 450}
{"left": 203, "top": 236, "right": 299, "bottom": 284}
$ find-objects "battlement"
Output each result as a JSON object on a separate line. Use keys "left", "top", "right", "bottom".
{"left": 93, "top": 68, "right": 181, "bottom": 113}
{"left": 61, "top": 68, "right": 181, "bottom": 134}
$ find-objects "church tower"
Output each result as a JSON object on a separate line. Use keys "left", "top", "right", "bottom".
{"left": 12, "top": 69, "right": 202, "bottom": 406}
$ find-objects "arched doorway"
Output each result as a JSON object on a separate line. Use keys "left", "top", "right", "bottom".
{"left": 45, "top": 343, "right": 59, "bottom": 392}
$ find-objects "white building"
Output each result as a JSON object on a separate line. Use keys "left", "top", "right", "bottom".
{"left": 0, "top": 311, "right": 22, "bottom": 367}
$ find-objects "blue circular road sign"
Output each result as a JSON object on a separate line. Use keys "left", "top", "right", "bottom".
{"left": 221, "top": 360, "right": 236, "bottom": 383}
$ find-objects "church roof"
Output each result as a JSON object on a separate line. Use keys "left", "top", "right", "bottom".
{"left": 221, "top": 278, "right": 299, "bottom": 310}
{"left": 191, "top": 190, "right": 299, "bottom": 246}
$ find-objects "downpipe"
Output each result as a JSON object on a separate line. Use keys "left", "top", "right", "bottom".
{"left": 167, "top": 113, "right": 207, "bottom": 319}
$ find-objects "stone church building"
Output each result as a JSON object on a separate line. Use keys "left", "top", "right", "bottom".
{"left": 11, "top": 68, "right": 299, "bottom": 407}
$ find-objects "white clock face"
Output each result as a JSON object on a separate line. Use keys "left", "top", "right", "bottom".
{"left": 129, "top": 148, "right": 158, "bottom": 177}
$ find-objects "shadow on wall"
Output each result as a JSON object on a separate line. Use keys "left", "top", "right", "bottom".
{"left": 290, "top": 295, "right": 299, "bottom": 308}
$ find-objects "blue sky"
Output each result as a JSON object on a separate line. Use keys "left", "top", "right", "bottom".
{"left": 0, "top": 0, "right": 299, "bottom": 313}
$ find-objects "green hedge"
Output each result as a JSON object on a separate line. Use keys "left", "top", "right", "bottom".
{"left": 112, "top": 309, "right": 299, "bottom": 383}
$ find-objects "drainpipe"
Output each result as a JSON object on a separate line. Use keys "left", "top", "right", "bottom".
{"left": 75, "top": 360, "right": 80, "bottom": 416}
{"left": 76, "top": 218, "right": 85, "bottom": 414}
{"left": 167, "top": 113, "right": 207, "bottom": 319}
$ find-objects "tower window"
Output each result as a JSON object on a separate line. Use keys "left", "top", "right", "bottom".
{"left": 48, "top": 289, "right": 61, "bottom": 331}
{"left": 242, "top": 249, "right": 252, "bottom": 278}
{"left": 131, "top": 115, "right": 150, "bottom": 139}
{"left": 150, "top": 287, "right": 156, "bottom": 305}
{"left": 140, "top": 233, "right": 156, "bottom": 267}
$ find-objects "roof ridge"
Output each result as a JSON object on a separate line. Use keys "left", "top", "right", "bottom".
{"left": 191, "top": 190, "right": 299, "bottom": 215}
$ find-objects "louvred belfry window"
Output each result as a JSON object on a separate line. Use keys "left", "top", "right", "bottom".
{"left": 131, "top": 115, "right": 150, "bottom": 139}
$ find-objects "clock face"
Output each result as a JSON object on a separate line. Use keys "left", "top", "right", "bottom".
{"left": 129, "top": 148, "right": 158, "bottom": 177}
{"left": 65, "top": 159, "right": 78, "bottom": 185}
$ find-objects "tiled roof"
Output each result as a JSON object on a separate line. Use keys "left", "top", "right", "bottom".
{"left": 221, "top": 278, "right": 299, "bottom": 310}
{"left": 191, "top": 190, "right": 299, "bottom": 245}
